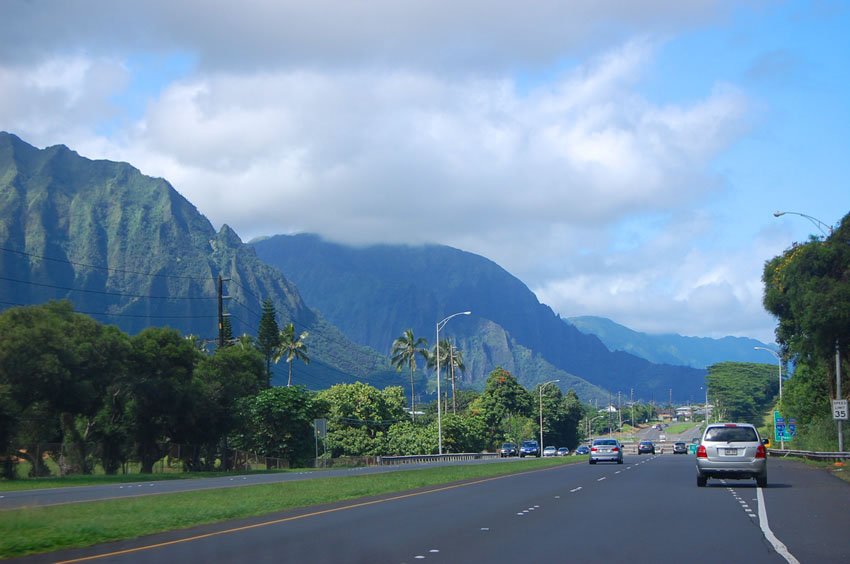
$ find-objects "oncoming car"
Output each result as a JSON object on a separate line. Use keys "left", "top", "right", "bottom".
{"left": 574, "top": 445, "right": 590, "bottom": 456}
{"left": 499, "top": 442, "right": 518, "bottom": 457}
{"left": 543, "top": 446, "right": 558, "bottom": 457}
{"left": 520, "top": 440, "right": 540, "bottom": 458}
{"left": 589, "top": 438, "right": 623, "bottom": 464}
{"left": 557, "top": 447, "right": 570, "bottom": 456}
{"left": 696, "top": 423, "right": 767, "bottom": 487}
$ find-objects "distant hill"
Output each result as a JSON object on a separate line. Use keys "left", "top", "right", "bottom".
{"left": 566, "top": 316, "right": 775, "bottom": 369}
{"left": 251, "top": 234, "right": 707, "bottom": 402}
{"left": 0, "top": 132, "right": 388, "bottom": 388}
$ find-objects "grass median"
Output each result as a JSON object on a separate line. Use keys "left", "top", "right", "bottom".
{"left": 1, "top": 456, "right": 582, "bottom": 558}
{"left": 0, "top": 468, "right": 319, "bottom": 492}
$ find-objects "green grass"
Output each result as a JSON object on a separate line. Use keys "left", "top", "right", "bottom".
{"left": 0, "top": 457, "right": 579, "bottom": 558}
{"left": 664, "top": 422, "right": 698, "bottom": 435}
{"left": 0, "top": 468, "right": 312, "bottom": 492}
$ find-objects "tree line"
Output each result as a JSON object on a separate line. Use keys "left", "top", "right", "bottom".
{"left": 0, "top": 300, "right": 588, "bottom": 479}
{"left": 761, "top": 211, "right": 850, "bottom": 449}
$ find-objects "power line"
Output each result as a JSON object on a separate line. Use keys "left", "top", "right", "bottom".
{"left": 0, "top": 275, "right": 216, "bottom": 300}
{"left": 0, "top": 246, "right": 215, "bottom": 282}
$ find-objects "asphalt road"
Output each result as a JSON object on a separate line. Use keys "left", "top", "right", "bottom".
{"left": 12, "top": 454, "right": 850, "bottom": 563}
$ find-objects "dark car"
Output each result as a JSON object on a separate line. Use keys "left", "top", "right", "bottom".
{"left": 499, "top": 442, "right": 518, "bottom": 457}
{"left": 574, "top": 445, "right": 590, "bottom": 455}
{"left": 637, "top": 440, "right": 656, "bottom": 455}
{"left": 673, "top": 441, "right": 688, "bottom": 454}
{"left": 557, "top": 447, "right": 570, "bottom": 456}
{"left": 520, "top": 440, "right": 540, "bottom": 458}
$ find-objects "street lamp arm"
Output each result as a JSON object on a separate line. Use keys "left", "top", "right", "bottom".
{"left": 437, "top": 311, "right": 472, "bottom": 332}
{"left": 753, "top": 346, "right": 780, "bottom": 360}
{"left": 773, "top": 211, "right": 833, "bottom": 236}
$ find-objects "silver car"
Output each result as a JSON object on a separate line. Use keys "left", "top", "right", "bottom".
{"left": 589, "top": 438, "right": 623, "bottom": 464}
{"left": 696, "top": 423, "right": 767, "bottom": 487}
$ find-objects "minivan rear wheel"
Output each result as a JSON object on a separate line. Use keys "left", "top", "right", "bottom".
{"left": 756, "top": 475, "right": 767, "bottom": 488}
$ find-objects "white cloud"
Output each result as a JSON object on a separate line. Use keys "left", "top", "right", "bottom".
{"left": 0, "top": 0, "right": 783, "bottom": 342}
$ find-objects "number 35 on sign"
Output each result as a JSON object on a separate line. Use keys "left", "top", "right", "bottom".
{"left": 834, "top": 399, "right": 849, "bottom": 421}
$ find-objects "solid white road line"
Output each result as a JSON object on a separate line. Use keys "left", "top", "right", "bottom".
{"left": 757, "top": 487, "right": 800, "bottom": 564}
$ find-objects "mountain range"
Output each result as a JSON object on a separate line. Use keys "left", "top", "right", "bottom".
{"left": 250, "top": 234, "right": 709, "bottom": 402}
{"left": 566, "top": 316, "right": 774, "bottom": 369}
{"left": 0, "top": 132, "right": 390, "bottom": 388}
{"left": 1, "top": 132, "right": 773, "bottom": 403}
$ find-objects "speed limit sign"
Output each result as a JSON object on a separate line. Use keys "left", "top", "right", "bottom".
{"left": 833, "top": 400, "right": 849, "bottom": 421}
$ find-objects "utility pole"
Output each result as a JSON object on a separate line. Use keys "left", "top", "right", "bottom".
{"left": 618, "top": 391, "right": 622, "bottom": 431}
{"left": 838, "top": 340, "right": 844, "bottom": 452}
{"left": 217, "top": 275, "right": 231, "bottom": 348}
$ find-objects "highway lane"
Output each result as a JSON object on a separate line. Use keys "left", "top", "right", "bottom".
{"left": 0, "top": 458, "right": 521, "bottom": 510}
{"left": 17, "top": 453, "right": 849, "bottom": 563}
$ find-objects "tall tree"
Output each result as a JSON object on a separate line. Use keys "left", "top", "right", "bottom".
{"left": 127, "top": 327, "right": 200, "bottom": 473}
{"left": 448, "top": 343, "right": 466, "bottom": 414}
{"left": 706, "top": 362, "right": 779, "bottom": 424}
{"left": 473, "top": 368, "right": 533, "bottom": 448}
{"left": 390, "top": 329, "right": 429, "bottom": 421}
{"left": 425, "top": 339, "right": 454, "bottom": 413}
{"left": 220, "top": 316, "right": 234, "bottom": 347}
{"left": 0, "top": 301, "right": 130, "bottom": 475}
{"left": 317, "top": 383, "right": 406, "bottom": 457}
{"left": 232, "top": 386, "right": 321, "bottom": 467}
{"left": 256, "top": 298, "right": 281, "bottom": 384}
{"left": 276, "top": 322, "right": 310, "bottom": 387}
{"left": 763, "top": 213, "right": 850, "bottom": 398}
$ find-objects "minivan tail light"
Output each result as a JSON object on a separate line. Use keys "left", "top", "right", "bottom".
{"left": 755, "top": 444, "right": 766, "bottom": 459}
{"left": 696, "top": 445, "right": 707, "bottom": 458}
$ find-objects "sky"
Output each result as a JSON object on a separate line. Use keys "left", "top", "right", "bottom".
{"left": 1, "top": 0, "right": 848, "bottom": 344}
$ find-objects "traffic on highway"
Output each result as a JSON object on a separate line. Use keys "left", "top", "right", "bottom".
{"left": 8, "top": 424, "right": 849, "bottom": 563}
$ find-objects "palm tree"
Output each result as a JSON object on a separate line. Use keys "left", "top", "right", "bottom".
{"left": 390, "top": 329, "right": 429, "bottom": 421}
{"left": 275, "top": 322, "right": 310, "bottom": 387}
{"left": 426, "top": 339, "right": 454, "bottom": 413}
{"left": 448, "top": 342, "right": 466, "bottom": 414}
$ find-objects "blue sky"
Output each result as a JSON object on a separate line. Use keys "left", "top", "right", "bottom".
{"left": 1, "top": 0, "right": 847, "bottom": 343}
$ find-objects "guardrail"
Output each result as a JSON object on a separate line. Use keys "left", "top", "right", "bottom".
{"left": 768, "top": 449, "right": 850, "bottom": 461}
{"left": 377, "top": 453, "right": 500, "bottom": 466}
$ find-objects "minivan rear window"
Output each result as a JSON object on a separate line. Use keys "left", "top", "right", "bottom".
{"left": 704, "top": 427, "right": 758, "bottom": 442}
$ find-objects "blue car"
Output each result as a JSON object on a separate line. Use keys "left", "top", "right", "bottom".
{"left": 574, "top": 445, "right": 590, "bottom": 455}
{"left": 519, "top": 440, "right": 540, "bottom": 457}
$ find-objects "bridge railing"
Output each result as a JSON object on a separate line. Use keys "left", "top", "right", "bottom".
{"left": 377, "top": 453, "right": 500, "bottom": 465}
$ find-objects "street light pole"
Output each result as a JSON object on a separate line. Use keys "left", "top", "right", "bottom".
{"left": 436, "top": 311, "right": 471, "bottom": 455}
{"left": 755, "top": 346, "right": 784, "bottom": 449}
{"left": 539, "top": 379, "right": 560, "bottom": 452}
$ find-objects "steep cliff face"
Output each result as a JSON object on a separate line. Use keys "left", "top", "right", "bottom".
{"left": 0, "top": 132, "right": 386, "bottom": 382}
{"left": 251, "top": 234, "right": 707, "bottom": 401}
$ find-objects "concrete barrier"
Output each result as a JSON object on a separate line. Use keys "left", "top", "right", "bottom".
{"left": 377, "top": 453, "right": 500, "bottom": 465}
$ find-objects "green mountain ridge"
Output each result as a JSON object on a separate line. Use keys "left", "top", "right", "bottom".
{"left": 250, "top": 233, "right": 708, "bottom": 402}
{"left": 0, "top": 132, "right": 388, "bottom": 388}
